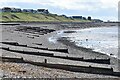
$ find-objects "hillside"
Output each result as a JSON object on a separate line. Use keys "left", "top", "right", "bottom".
{"left": 0, "top": 12, "right": 90, "bottom": 22}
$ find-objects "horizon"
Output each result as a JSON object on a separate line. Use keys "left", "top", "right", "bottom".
{"left": 0, "top": 0, "right": 119, "bottom": 21}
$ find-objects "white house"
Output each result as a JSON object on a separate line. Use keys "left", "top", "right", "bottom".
{"left": 2, "top": 7, "right": 12, "bottom": 12}
{"left": 22, "top": 9, "right": 37, "bottom": 13}
{"left": 37, "top": 9, "right": 49, "bottom": 14}
{"left": 11, "top": 8, "right": 22, "bottom": 12}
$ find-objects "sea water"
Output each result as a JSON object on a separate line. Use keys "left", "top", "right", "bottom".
{"left": 49, "top": 26, "right": 118, "bottom": 58}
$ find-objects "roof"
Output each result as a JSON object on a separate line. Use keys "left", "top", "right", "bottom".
{"left": 37, "top": 9, "right": 45, "bottom": 12}
{"left": 2, "top": 7, "right": 11, "bottom": 10}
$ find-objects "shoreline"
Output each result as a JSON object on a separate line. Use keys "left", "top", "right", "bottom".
{"left": 54, "top": 26, "right": 118, "bottom": 58}
{"left": 49, "top": 25, "right": 119, "bottom": 72}
{"left": 57, "top": 35, "right": 119, "bottom": 64}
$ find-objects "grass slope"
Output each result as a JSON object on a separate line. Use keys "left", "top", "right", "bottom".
{"left": 0, "top": 12, "right": 90, "bottom": 22}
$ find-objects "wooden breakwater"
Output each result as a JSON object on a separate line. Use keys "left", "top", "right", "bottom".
{"left": 1, "top": 42, "right": 69, "bottom": 53}
{"left": 1, "top": 56, "right": 120, "bottom": 77}
{"left": 1, "top": 47, "right": 54, "bottom": 57}
{"left": 29, "top": 46, "right": 69, "bottom": 53}
{"left": 1, "top": 47, "right": 110, "bottom": 64}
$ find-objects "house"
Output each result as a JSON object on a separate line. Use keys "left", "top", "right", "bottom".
{"left": 88, "top": 16, "right": 91, "bottom": 20}
{"left": 11, "top": 8, "right": 22, "bottom": 12}
{"left": 72, "top": 16, "right": 83, "bottom": 19}
{"left": 22, "top": 9, "right": 37, "bottom": 13}
{"left": 93, "top": 19, "right": 103, "bottom": 22}
{"left": 25, "top": 9, "right": 34, "bottom": 13}
{"left": 2, "top": 7, "right": 12, "bottom": 12}
{"left": 22, "top": 9, "right": 28, "bottom": 12}
{"left": 37, "top": 9, "right": 49, "bottom": 14}
{"left": 32, "top": 10, "right": 37, "bottom": 13}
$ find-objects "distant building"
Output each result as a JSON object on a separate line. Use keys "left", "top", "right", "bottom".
{"left": 2, "top": 7, "right": 11, "bottom": 12}
{"left": 1, "top": 7, "right": 50, "bottom": 14}
{"left": 93, "top": 19, "right": 103, "bottom": 22}
{"left": 11, "top": 8, "right": 22, "bottom": 12}
{"left": 22, "top": 9, "right": 31, "bottom": 13}
{"left": 25, "top": 9, "right": 33, "bottom": 13}
{"left": 22, "top": 9, "right": 28, "bottom": 12}
{"left": 32, "top": 10, "right": 37, "bottom": 13}
{"left": 37, "top": 9, "right": 49, "bottom": 14}
{"left": 22, "top": 9, "right": 37, "bottom": 13}
{"left": 72, "top": 16, "right": 82, "bottom": 19}
{"left": 88, "top": 16, "right": 91, "bottom": 20}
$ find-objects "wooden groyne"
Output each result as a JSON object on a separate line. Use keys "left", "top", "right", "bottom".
{"left": 29, "top": 47, "right": 69, "bottom": 53}
{"left": 2, "top": 56, "right": 24, "bottom": 63}
{"left": 1, "top": 42, "right": 27, "bottom": 47}
{"left": 1, "top": 47, "right": 54, "bottom": 57}
{"left": 1, "top": 56, "right": 120, "bottom": 77}
{"left": 1, "top": 42, "right": 69, "bottom": 53}
{"left": 83, "top": 58, "right": 110, "bottom": 64}
{"left": 54, "top": 56, "right": 110, "bottom": 64}
{"left": 1, "top": 47, "right": 110, "bottom": 64}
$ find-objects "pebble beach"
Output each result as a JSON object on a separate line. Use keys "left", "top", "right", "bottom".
{"left": 0, "top": 22, "right": 120, "bottom": 78}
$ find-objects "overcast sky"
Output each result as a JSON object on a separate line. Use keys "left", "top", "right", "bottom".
{"left": 0, "top": 0, "right": 119, "bottom": 21}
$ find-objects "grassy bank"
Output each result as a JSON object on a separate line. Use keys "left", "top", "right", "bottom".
{"left": 0, "top": 12, "right": 90, "bottom": 22}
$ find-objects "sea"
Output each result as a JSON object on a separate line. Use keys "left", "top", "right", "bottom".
{"left": 49, "top": 26, "right": 119, "bottom": 59}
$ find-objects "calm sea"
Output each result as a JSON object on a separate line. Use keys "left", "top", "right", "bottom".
{"left": 49, "top": 26, "right": 118, "bottom": 58}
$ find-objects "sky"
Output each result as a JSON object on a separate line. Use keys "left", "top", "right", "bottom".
{"left": 0, "top": 0, "right": 119, "bottom": 21}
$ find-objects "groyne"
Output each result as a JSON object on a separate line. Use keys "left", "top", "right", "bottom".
{"left": 1, "top": 56, "right": 120, "bottom": 77}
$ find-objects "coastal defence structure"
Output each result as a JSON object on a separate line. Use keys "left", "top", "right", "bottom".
{"left": 1, "top": 56, "right": 120, "bottom": 77}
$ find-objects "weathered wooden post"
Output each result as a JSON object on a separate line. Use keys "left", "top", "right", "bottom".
{"left": 8, "top": 47, "right": 9, "bottom": 50}
{"left": 21, "top": 57, "right": 23, "bottom": 60}
{"left": 81, "top": 57, "right": 84, "bottom": 60}
{"left": 25, "top": 44, "right": 27, "bottom": 47}
{"left": 111, "top": 67, "right": 113, "bottom": 71}
{"left": 21, "top": 57, "right": 24, "bottom": 62}
{"left": 44, "top": 59, "right": 47, "bottom": 63}
{"left": 89, "top": 65, "right": 92, "bottom": 73}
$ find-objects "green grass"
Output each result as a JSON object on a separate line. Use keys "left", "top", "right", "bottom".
{"left": 0, "top": 12, "right": 91, "bottom": 22}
